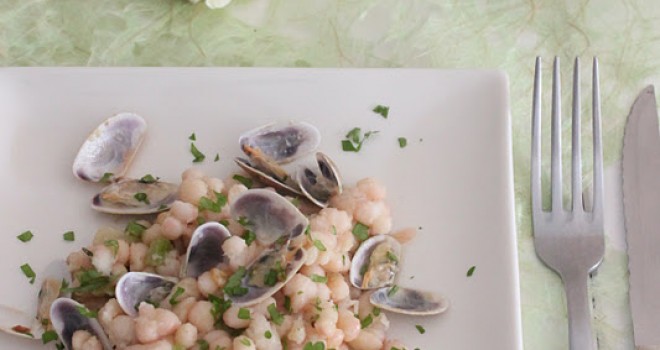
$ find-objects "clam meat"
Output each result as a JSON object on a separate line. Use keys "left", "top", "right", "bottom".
{"left": 350, "top": 235, "right": 402, "bottom": 289}
{"left": 92, "top": 179, "right": 177, "bottom": 215}
{"left": 72, "top": 112, "right": 147, "bottom": 183}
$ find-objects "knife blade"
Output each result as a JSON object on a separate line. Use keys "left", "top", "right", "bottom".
{"left": 623, "top": 85, "right": 660, "bottom": 349}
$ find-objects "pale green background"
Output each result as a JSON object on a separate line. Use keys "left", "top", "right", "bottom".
{"left": 2, "top": 0, "right": 657, "bottom": 349}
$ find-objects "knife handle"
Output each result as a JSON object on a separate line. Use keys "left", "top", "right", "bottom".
{"left": 564, "top": 270, "right": 596, "bottom": 350}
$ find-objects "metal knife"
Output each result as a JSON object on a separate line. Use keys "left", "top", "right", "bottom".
{"left": 623, "top": 85, "right": 660, "bottom": 350}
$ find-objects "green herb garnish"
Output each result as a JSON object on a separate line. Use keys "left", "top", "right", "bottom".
{"left": 190, "top": 142, "right": 205, "bottom": 163}
{"left": 99, "top": 172, "right": 114, "bottom": 183}
{"left": 223, "top": 267, "right": 248, "bottom": 297}
{"left": 214, "top": 153, "right": 220, "bottom": 162}
{"left": 198, "top": 192, "right": 228, "bottom": 213}
{"left": 125, "top": 221, "right": 147, "bottom": 241}
{"left": 415, "top": 324, "right": 426, "bottom": 334}
{"left": 267, "top": 303, "right": 284, "bottom": 325}
{"left": 313, "top": 239, "right": 327, "bottom": 252}
{"left": 311, "top": 274, "right": 328, "bottom": 283}
{"left": 17, "top": 231, "right": 33, "bottom": 243}
{"left": 189, "top": 133, "right": 196, "bottom": 141}
{"left": 387, "top": 285, "right": 399, "bottom": 297}
{"left": 361, "top": 314, "right": 373, "bottom": 329}
{"left": 352, "top": 223, "right": 369, "bottom": 242}
{"left": 62, "top": 231, "right": 75, "bottom": 242}
{"left": 372, "top": 104, "right": 390, "bottom": 118}
{"left": 232, "top": 174, "right": 253, "bottom": 188}
{"left": 169, "top": 286, "right": 185, "bottom": 306}
{"left": 134, "top": 192, "right": 150, "bottom": 205}
{"left": 63, "top": 268, "right": 111, "bottom": 293}
{"left": 342, "top": 128, "right": 379, "bottom": 152}
{"left": 303, "top": 341, "right": 325, "bottom": 350}
{"left": 237, "top": 308, "right": 251, "bottom": 320}
{"left": 240, "top": 338, "right": 251, "bottom": 346}
{"left": 139, "top": 174, "right": 159, "bottom": 184}
{"left": 467, "top": 265, "right": 476, "bottom": 277}
{"left": 41, "top": 330, "right": 58, "bottom": 344}
{"left": 20, "top": 263, "right": 36, "bottom": 284}
{"left": 243, "top": 230, "right": 256, "bottom": 246}
{"left": 386, "top": 251, "right": 398, "bottom": 263}
{"left": 284, "top": 296, "right": 292, "bottom": 313}
{"left": 146, "top": 238, "right": 173, "bottom": 266}
{"left": 265, "top": 330, "right": 272, "bottom": 339}
{"left": 104, "top": 240, "right": 119, "bottom": 255}
{"left": 373, "top": 307, "right": 381, "bottom": 316}
{"left": 197, "top": 339, "right": 209, "bottom": 350}
{"left": 76, "top": 305, "right": 97, "bottom": 318}
{"left": 398, "top": 137, "right": 407, "bottom": 148}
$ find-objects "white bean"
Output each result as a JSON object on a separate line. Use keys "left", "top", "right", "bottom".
{"left": 66, "top": 250, "right": 92, "bottom": 272}
{"left": 172, "top": 297, "right": 197, "bottom": 323}
{"left": 108, "top": 315, "right": 136, "bottom": 348}
{"left": 233, "top": 335, "right": 257, "bottom": 350}
{"left": 124, "top": 339, "right": 172, "bottom": 350}
{"left": 91, "top": 244, "right": 114, "bottom": 275}
{"left": 246, "top": 313, "right": 281, "bottom": 350}
{"left": 337, "top": 308, "right": 360, "bottom": 342}
{"left": 182, "top": 167, "right": 206, "bottom": 181}
{"left": 98, "top": 298, "right": 122, "bottom": 330}
{"left": 327, "top": 273, "right": 350, "bottom": 302}
{"left": 347, "top": 328, "right": 384, "bottom": 350}
{"left": 357, "top": 178, "right": 387, "bottom": 201}
{"left": 205, "top": 330, "right": 233, "bottom": 350}
{"left": 174, "top": 323, "right": 197, "bottom": 348}
{"left": 223, "top": 305, "right": 251, "bottom": 329}
{"left": 134, "top": 302, "right": 181, "bottom": 343}
{"left": 129, "top": 243, "right": 148, "bottom": 272}
{"left": 71, "top": 330, "right": 102, "bottom": 350}
{"left": 188, "top": 301, "right": 215, "bottom": 335}
{"left": 283, "top": 274, "right": 317, "bottom": 313}
{"left": 223, "top": 236, "right": 249, "bottom": 270}
{"left": 161, "top": 216, "right": 185, "bottom": 240}
{"left": 170, "top": 200, "right": 199, "bottom": 224}
{"left": 314, "top": 300, "right": 338, "bottom": 338}
{"left": 142, "top": 224, "right": 163, "bottom": 245}
{"left": 179, "top": 178, "right": 209, "bottom": 205}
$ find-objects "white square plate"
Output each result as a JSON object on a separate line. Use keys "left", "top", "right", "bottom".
{"left": 0, "top": 68, "right": 520, "bottom": 349}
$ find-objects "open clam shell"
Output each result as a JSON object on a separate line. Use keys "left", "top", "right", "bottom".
{"left": 350, "top": 235, "right": 402, "bottom": 290}
{"left": 239, "top": 121, "right": 321, "bottom": 164}
{"left": 115, "top": 272, "right": 178, "bottom": 317}
{"left": 0, "top": 305, "right": 44, "bottom": 339}
{"left": 228, "top": 246, "right": 306, "bottom": 307}
{"left": 370, "top": 286, "right": 449, "bottom": 316}
{"left": 230, "top": 189, "right": 308, "bottom": 245}
{"left": 297, "top": 152, "right": 343, "bottom": 208}
{"left": 73, "top": 112, "right": 147, "bottom": 182}
{"left": 50, "top": 298, "right": 112, "bottom": 350}
{"left": 234, "top": 157, "right": 302, "bottom": 196}
{"left": 92, "top": 179, "right": 177, "bottom": 215}
{"left": 181, "top": 222, "right": 232, "bottom": 278}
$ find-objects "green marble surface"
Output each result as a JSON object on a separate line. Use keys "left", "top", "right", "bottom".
{"left": 2, "top": 0, "right": 658, "bottom": 349}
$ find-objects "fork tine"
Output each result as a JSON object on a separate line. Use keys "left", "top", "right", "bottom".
{"left": 592, "top": 57, "right": 604, "bottom": 218}
{"left": 531, "top": 57, "right": 543, "bottom": 217}
{"left": 551, "top": 57, "right": 563, "bottom": 212}
{"left": 571, "top": 58, "right": 583, "bottom": 212}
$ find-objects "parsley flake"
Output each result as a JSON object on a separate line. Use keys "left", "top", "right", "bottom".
{"left": 237, "top": 308, "right": 251, "bottom": 320}
{"left": 313, "top": 239, "right": 327, "bottom": 252}
{"left": 311, "top": 274, "right": 328, "bottom": 283}
{"left": 372, "top": 104, "right": 390, "bottom": 118}
{"left": 265, "top": 330, "right": 272, "bottom": 339}
{"left": 139, "top": 174, "right": 159, "bottom": 184}
{"left": 352, "top": 223, "right": 369, "bottom": 242}
{"left": 415, "top": 324, "right": 426, "bottom": 334}
{"left": 190, "top": 142, "right": 206, "bottom": 163}
{"left": 341, "top": 128, "right": 379, "bottom": 152}
{"left": 99, "top": 172, "right": 114, "bottom": 184}
{"left": 125, "top": 221, "right": 146, "bottom": 241}
{"left": 214, "top": 153, "right": 220, "bottom": 162}
{"left": 361, "top": 314, "right": 373, "bottom": 329}
{"left": 17, "top": 231, "right": 33, "bottom": 243}
{"left": 169, "top": 286, "right": 185, "bottom": 306}
{"left": 242, "top": 230, "right": 256, "bottom": 246}
{"left": 233, "top": 174, "right": 253, "bottom": 188}
{"left": 398, "top": 137, "right": 408, "bottom": 148}
{"left": 76, "top": 305, "right": 97, "bottom": 318}
{"left": 20, "top": 263, "right": 36, "bottom": 284}
{"left": 197, "top": 339, "right": 209, "bottom": 350}
{"left": 41, "top": 330, "right": 58, "bottom": 344}
{"left": 224, "top": 267, "right": 248, "bottom": 297}
{"left": 63, "top": 231, "right": 75, "bottom": 242}
{"left": 467, "top": 265, "right": 476, "bottom": 277}
{"left": 189, "top": 133, "right": 196, "bottom": 141}
{"left": 387, "top": 285, "right": 399, "bottom": 297}
{"left": 134, "top": 192, "right": 150, "bottom": 205}
{"left": 267, "top": 303, "right": 284, "bottom": 325}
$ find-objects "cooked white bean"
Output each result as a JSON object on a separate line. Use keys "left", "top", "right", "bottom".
{"left": 161, "top": 216, "right": 184, "bottom": 240}
{"left": 337, "top": 308, "right": 360, "bottom": 342}
{"left": 223, "top": 235, "right": 248, "bottom": 270}
{"left": 66, "top": 250, "right": 92, "bottom": 272}
{"left": 223, "top": 305, "right": 251, "bottom": 329}
{"left": 203, "top": 176, "right": 225, "bottom": 194}
{"left": 390, "top": 227, "right": 417, "bottom": 244}
{"left": 283, "top": 274, "right": 317, "bottom": 313}
{"left": 246, "top": 313, "right": 281, "bottom": 350}
{"left": 348, "top": 328, "right": 384, "bottom": 350}
{"left": 179, "top": 178, "right": 209, "bottom": 205}
{"left": 182, "top": 167, "right": 206, "bottom": 181}
{"left": 172, "top": 297, "right": 197, "bottom": 323}
{"left": 327, "top": 273, "right": 350, "bottom": 302}
{"left": 134, "top": 302, "right": 181, "bottom": 343}
{"left": 170, "top": 200, "right": 199, "bottom": 224}
{"left": 174, "top": 323, "right": 197, "bottom": 348}
{"left": 314, "top": 300, "right": 338, "bottom": 338}
{"left": 71, "top": 330, "right": 102, "bottom": 350}
{"left": 124, "top": 339, "right": 172, "bottom": 350}
{"left": 357, "top": 178, "right": 387, "bottom": 201}
{"left": 129, "top": 242, "right": 148, "bottom": 272}
{"left": 91, "top": 244, "right": 115, "bottom": 275}
{"left": 98, "top": 298, "right": 122, "bottom": 330}
{"left": 188, "top": 301, "right": 215, "bottom": 335}
{"left": 142, "top": 224, "right": 163, "bottom": 245}
{"left": 108, "top": 315, "right": 136, "bottom": 348}
{"left": 205, "top": 329, "right": 233, "bottom": 349}
{"left": 233, "top": 335, "right": 257, "bottom": 350}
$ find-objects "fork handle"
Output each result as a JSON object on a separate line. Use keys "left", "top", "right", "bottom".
{"left": 564, "top": 271, "right": 597, "bottom": 350}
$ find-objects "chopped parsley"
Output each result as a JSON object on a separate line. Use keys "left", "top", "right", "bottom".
{"left": 263, "top": 261, "right": 285, "bottom": 287}
{"left": 197, "top": 339, "right": 209, "bottom": 350}
{"left": 398, "top": 137, "right": 408, "bottom": 148}
{"left": 63, "top": 231, "right": 75, "bottom": 242}
{"left": 104, "top": 240, "right": 119, "bottom": 255}
{"left": 125, "top": 221, "right": 147, "bottom": 241}
{"left": 214, "top": 153, "right": 220, "bottom": 162}
{"left": 341, "top": 128, "right": 379, "bottom": 152}
{"left": 386, "top": 251, "right": 399, "bottom": 263}
{"left": 198, "top": 192, "right": 228, "bottom": 213}
{"left": 415, "top": 324, "right": 426, "bottom": 334}
{"left": 243, "top": 230, "right": 256, "bottom": 246}
{"left": 189, "top": 133, "right": 197, "bottom": 141}
{"left": 76, "top": 305, "right": 97, "bottom": 318}
{"left": 284, "top": 296, "right": 292, "bottom": 313}
{"left": 312, "top": 239, "right": 327, "bottom": 252}
{"left": 99, "top": 172, "right": 114, "bottom": 184}
{"left": 134, "top": 192, "right": 150, "bottom": 205}
{"left": 20, "top": 263, "right": 36, "bottom": 284}
{"left": 169, "top": 286, "right": 185, "bottom": 306}
{"left": 139, "top": 174, "right": 159, "bottom": 184}
{"left": 303, "top": 341, "right": 325, "bottom": 350}
{"left": 311, "top": 274, "right": 328, "bottom": 283}
{"left": 219, "top": 219, "right": 230, "bottom": 227}
{"left": 59, "top": 279, "right": 69, "bottom": 294}
{"left": 223, "top": 267, "right": 248, "bottom": 297}
{"left": 267, "top": 303, "right": 284, "bottom": 325}
{"left": 17, "top": 231, "right": 33, "bottom": 243}
{"left": 237, "top": 308, "right": 251, "bottom": 320}
{"left": 352, "top": 223, "right": 369, "bottom": 242}
{"left": 232, "top": 174, "right": 253, "bottom": 189}
{"left": 361, "top": 314, "right": 373, "bottom": 329}
{"left": 387, "top": 285, "right": 399, "bottom": 297}
{"left": 372, "top": 104, "right": 390, "bottom": 118}
{"left": 208, "top": 294, "right": 232, "bottom": 324}
{"left": 63, "top": 268, "right": 111, "bottom": 293}
{"left": 41, "top": 330, "right": 58, "bottom": 344}
{"left": 146, "top": 238, "right": 173, "bottom": 267}
{"left": 190, "top": 142, "right": 206, "bottom": 163}
{"left": 265, "top": 330, "right": 272, "bottom": 339}
{"left": 467, "top": 265, "right": 476, "bottom": 277}
{"left": 373, "top": 307, "right": 381, "bottom": 316}
{"left": 240, "top": 338, "right": 251, "bottom": 346}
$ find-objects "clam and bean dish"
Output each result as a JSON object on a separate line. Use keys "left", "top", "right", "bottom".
{"left": 2, "top": 113, "right": 448, "bottom": 350}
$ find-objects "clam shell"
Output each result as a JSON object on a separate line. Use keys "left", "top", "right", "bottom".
{"left": 92, "top": 179, "right": 177, "bottom": 215}
{"left": 50, "top": 298, "right": 112, "bottom": 350}
{"left": 239, "top": 121, "right": 320, "bottom": 164}
{"left": 349, "top": 235, "right": 401, "bottom": 289}
{"left": 234, "top": 157, "right": 302, "bottom": 196}
{"left": 370, "top": 286, "right": 449, "bottom": 316}
{"left": 230, "top": 189, "right": 308, "bottom": 245}
{"left": 297, "top": 152, "right": 343, "bottom": 208}
{"left": 181, "top": 222, "right": 232, "bottom": 278}
{"left": 115, "top": 272, "right": 178, "bottom": 317}
{"left": 0, "top": 305, "right": 44, "bottom": 339}
{"left": 73, "top": 112, "right": 147, "bottom": 182}
{"left": 228, "top": 246, "right": 306, "bottom": 307}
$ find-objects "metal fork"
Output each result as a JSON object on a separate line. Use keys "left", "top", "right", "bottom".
{"left": 531, "top": 56, "right": 605, "bottom": 350}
